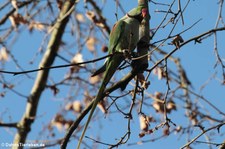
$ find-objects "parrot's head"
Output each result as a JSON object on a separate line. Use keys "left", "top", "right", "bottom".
{"left": 127, "top": 5, "right": 148, "bottom": 23}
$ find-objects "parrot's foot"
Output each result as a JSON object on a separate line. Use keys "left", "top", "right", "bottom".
{"left": 122, "top": 49, "right": 132, "bottom": 59}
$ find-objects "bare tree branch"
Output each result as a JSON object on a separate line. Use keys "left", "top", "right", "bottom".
{"left": 181, "top": 122, "right": 225, "bottom": 149}
{"left": 0, "top": 122, "right": 18, "bottom": 128}
{"left": 12, "top": 1, "right": 76, "bottom": 148}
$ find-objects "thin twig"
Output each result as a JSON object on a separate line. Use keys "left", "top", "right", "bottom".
{"left": 0, "top": 54, "right": 113, "bottom": 75}
{"left": 180, "top": 122, "right": 225, "bottom": 149}
{"left": 0, "top": 122, "right": 18, "bottom": 128}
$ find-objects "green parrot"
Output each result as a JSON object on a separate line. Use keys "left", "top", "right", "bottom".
{"left": 77, "top": 5, "right": 147, "bottom": 149}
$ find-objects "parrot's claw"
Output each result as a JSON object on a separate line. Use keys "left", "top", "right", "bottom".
{"left": 122, "top": 49, "right": 132, "bottom": 59}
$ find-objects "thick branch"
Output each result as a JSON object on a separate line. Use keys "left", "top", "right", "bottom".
{"left": 12, "top": 1, "right": 75, "bottom": 148}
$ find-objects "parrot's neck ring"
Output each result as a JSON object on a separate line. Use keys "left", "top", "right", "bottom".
{"left": 126, "top": 12, "right": 143, "bottom": 23}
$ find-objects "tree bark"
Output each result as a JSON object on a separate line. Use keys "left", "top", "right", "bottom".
{"left": 137, "top": 0, "right": 150, "bottom": 70}
{"left": 13, "top": 1, "right": 75, "bottom": 148}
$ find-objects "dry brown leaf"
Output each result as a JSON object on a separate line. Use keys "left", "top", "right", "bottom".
{"left": 72, "top": 100, "right": 83, "bottom": 113}
{"left": 85, "top": 11, "right": 105, "bottom": 28}
{"left": 166, "top": 100, "right": 176, "bottom": 113}
{"left": 51, "top": 114, "right": 74, "bottom": 131}
{"left": 154, "top": 92, "right": 163, "bottom": 100}
{"left": 152, "top": 92, "right": 164, "bottom": 113}
{"left": 0, "top": 47, "right": 9, "bottom": 61}
{"left": 29, "top": 21, "right": 45, "bottom": 31}
{"left": 139, "top": 132, "right": 145, "bottom": 138}
{"left": 70, "top": 53, "right": 85, "bottom": 73}
{"left": 64, "top": 120, "right": 73, "bottom": 130}
{"left": 11, "top": 0, "right": 18, "bottom": 11}
{"left": 97, "top": 99, "right": 108, "bottom": 114}
{"left": 135, "top": 73, "right": 150, "bottom": 89}
{"left": 9, "top": 13, "right": 28, "bottom": 28}
{"left": 52, "top": 114, "right": 66, "bottom": 131}
{"left": 95, "top": 22, "right": 105, "bottom": 28}
{"left": 71, "top": 53, "right": 84, "bottom": 65}
{"left": 86, "top": 11, "right": 96, "bottom": 21}
{"left": 2, "top": 83, "right": 14, "bottom": 89}
{"left": 153, "top": 67, "right": 165, "bottom": 80}
{"left": 89, "top": 75, "right": 101, "bottom": 84}
{"left": 76, "top": 13, "right": 85, "bottom": 22}
{"left": 163, "top": 126, "right": 170, "bottom": 136}
{"left": 136, "top": 73, "right": 145, "bottom": 84}
{"left": 9, "top": 16, "right": 17, "bottom": 28}
{"left": 175, "top": 126, "right": 182, "bottom": 133}
{"left": 146, "top": 115, "right": 155, "bottom": 123}
{"left": 152, "top": 101, "right": 164, "bottom": 113}
{"left": 143, "top": 81, "right": 150, "bottom": 89}
{"left": 86, "top": 37, "right": 97, "bottom": 52}
{"left": 54, "top": 114, "right": 65, "bottom": 123}
{"left": 65, "top": 103, "right": 73, "bottom": 111}
{"left": 8, "top": 84, "right": 14, "bottom": 89}
{"left": 172, "top": 35, "right": 184, "bottom": 49}
{"left": 0, "top": 92, "right": 5, "bottom": 97}
{"left": 147, "top": 129, "right": 153, "bottom": 134}
{"left": 83, "top": 91, "right": 93, "bottom": 106}
{"left": 52, "top": 121, "right": 64, "bottom": 131}
{"left": 188, "top": 111, "right": 198, "bottom": 125}
{"left": 139, "top": 115, "right": 149, "bottom": 132}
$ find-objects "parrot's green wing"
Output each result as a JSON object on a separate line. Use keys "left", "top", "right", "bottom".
{"left": 77, "top": 20, "right": 126, "bottom": 149}
{"left": 91, "top": 20, "right": 126, "bottom": 77}
{"left": 77, "top": 5, "right": 147, "bottom": 148}
{"left": 108, "top": 20, "right": 126, "bottom": 53}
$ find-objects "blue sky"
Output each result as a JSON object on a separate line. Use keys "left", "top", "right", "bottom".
{"left": 0, "top": 0, "right": 225, "bottom": 149}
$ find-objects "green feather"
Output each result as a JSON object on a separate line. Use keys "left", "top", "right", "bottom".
{"left": 76, "top": 5, "right": 146, "bottom": 149}
{"left": 109, "top": 20, "right": 126, "bottom": 53}
{"left": 125, "top": 5, "right": 146, "bottom": 17}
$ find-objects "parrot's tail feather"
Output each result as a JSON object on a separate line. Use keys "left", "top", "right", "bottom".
{"left": 91, "top": 64, "right": 106, "bottom": 77}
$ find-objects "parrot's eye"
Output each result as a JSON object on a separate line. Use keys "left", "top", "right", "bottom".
{"left": 126, "top": 7, "right": 147, "bottom": 23}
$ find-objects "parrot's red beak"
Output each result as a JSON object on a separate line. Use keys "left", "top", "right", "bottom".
{"left": 142, "top": 8, "right": 147, "bottom": 18}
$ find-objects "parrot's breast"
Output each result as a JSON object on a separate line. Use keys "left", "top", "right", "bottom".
{"left": 121, "top": 19, "right": 140, "bottom": 52}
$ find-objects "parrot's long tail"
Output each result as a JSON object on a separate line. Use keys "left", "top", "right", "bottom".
{"left": 77, "top": 55, "right": 123, "bottom": 149}
{"left": 91, "top": 63, "right": 106, "bottom": 77}
{"left": 77, "top": 83, "right": 106, "bottom": 149}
